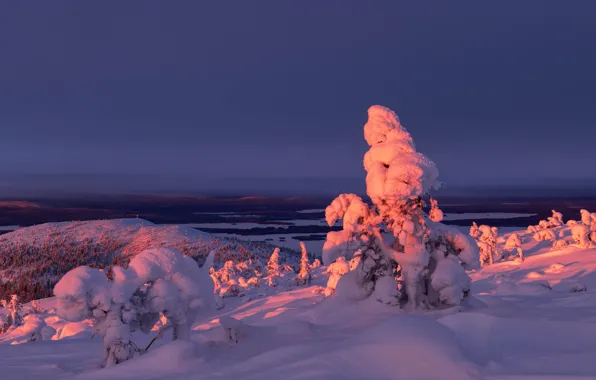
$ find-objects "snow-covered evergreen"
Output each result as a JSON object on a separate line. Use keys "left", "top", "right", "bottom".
{"left": 265, "top": 248, "right": 281, "bottom": 287}
{"left": 295, "top": 242, "right": 312, "bottom": 286}
{"left": 322, "top": 105, "right": 479, "bottom": 308}
{"left": 478, "top": 225, "right": 498, "bottom": 266}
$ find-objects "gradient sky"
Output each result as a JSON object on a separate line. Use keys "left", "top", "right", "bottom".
{"left": 1, "top": 2, "right": 595, "bottom": 196}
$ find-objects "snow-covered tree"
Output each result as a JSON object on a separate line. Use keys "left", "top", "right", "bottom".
{"left": 538, "top": 220, "right": 550, "bottom": 229}
{"left": 54, "top": 248, "right": 215, "bottom": 366}
{"left": 322, "top": 105, "right": 479, "bottom": 308}
{"left": 572, "top": 224, "right": 591, "bottom": 248}
{"left": 265, "top": 248, "right": 281, "bottom": 287}
{"left": 504, "top": 233, "right": 523, "bottom": 261}
{"left": 469, "top": 222, "right": 480, "bottom": 239}
{"left": 581, "top": 209, "right": 592, "bottom": 227}
{"left": 0, "top": 295, "right": 23, "bottom": 333}
{"left": 429, "top": 197, "right": 443, "bottom": 222}
{"left": 551, "top": 210, "right": 564, "bottom": 226}
{"left": 479, "top": 225, "right": 498, "bottom": 266}
{"left": 324, "top": 257, "right": 350, "bottom": 296}
{"left": 533, "top": 229, "right": 556, "bottom": 242}
{"left": 295, "top": 242, "right": 312, "bottom": 286}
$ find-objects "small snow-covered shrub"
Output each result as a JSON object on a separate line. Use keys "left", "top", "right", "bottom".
{"left": 429, "top": 198, "right": 443, "bottom": 222}
{"left": 469, "top": 222, "right": 480, "bottom": 239}
{"left": 527, "top": 225, "right": 537, "bottom": 234}
{"left": 54, "top": 248, "right": 215, "bottom": 367}
{"left": 324, "top": 257, "right": 350, "bottom": 296}
{"left": 566, "top": 220, "right": 577, "bottom": 227}
{"left": 533, "top": 229, "right": 556, "bottom": 242}
{"left": 504, "top": 233, "right": 523, "bottom": 261}
{"left": 551, "top": 210, "right": 564, "bottom": 225}
{"left": 30, "top": 300, "right": 45, "bottom": 314}
{"left": 504, "top": 233, "right": 521, "bottom": 250}
{"left": 552, "top": 240, "right": 568, "bottom": 249}
{"left": 538, "top": 220, "right": 550, "bottom": 229}
{"left": 581, "top": 209, "right": 592, "bottom": 227}
{"left": 572, "top": 224, "right": 591, "bottom": 248}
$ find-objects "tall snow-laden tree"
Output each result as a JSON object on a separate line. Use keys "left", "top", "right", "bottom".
{"left": 323, "top": 105, "right": 479, "bottom": 308}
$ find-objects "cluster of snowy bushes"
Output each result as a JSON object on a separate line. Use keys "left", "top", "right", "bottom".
{"left": 0, "top": 240, "right": 316, "bottom": 366}
{"left": 320, "top": 106, "right": 479, "bottom": 308}
{"left": 469, "top": 209, "right": 596, "bottom": 267}
{"left": 529, "top": 209, "right": 596, "bottom": 249}
{"left": 210, "top": 242, "right": 318, "bottom": 298}
{"left": 52, "top": 247, "right": 216, "bottom": 366}
{"left": 0, "top": 296, "right": 55, "bottom": 343}
{"left": 571, "top": 209, "right": 596, "bottom": 248}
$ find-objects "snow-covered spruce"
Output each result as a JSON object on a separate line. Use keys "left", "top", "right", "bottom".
{"left": 295, "top": 242, "right": 312, "bottom": 286}
{"left": 265, "top": 248, "right": 282, "bottom": 287}
{"left": 322, "top": 106, "right": 479, "bottom": 308}
{"left": 478, "top": 225, "right": 499, "bottom": 266}
{"left": 53, "top": 248, "right": 215, "bottom": 366}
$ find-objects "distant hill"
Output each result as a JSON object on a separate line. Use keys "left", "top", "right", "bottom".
{"left": 0, "top": 218, "right": 296, "bottom": 302}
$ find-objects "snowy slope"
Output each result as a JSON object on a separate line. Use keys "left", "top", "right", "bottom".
{"left": 2, "top": 223, "right": 596, "bottom": 379}
{"left": 0, "top": 219, "right": 298, "bottom": 301}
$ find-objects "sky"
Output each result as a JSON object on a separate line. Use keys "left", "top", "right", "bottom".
{"left": 1, "top": 1, "right": 595, "bottom": 196}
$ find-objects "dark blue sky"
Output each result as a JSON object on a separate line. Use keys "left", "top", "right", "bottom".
{"left": 1, "top": 1, "right": 595, "bottom": 196}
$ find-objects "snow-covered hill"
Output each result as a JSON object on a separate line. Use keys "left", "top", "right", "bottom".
{"left": 0, "top": 219, "right": 298, "bottom": 302}
{"left": 2, "top": 222, "right": 596, "bottom": 379}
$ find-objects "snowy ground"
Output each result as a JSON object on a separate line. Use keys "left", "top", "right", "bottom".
{"left": 2, "top": 223, "right": 596, "bottom": 379}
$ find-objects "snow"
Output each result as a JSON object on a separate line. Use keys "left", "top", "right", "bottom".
{"left": 2, "top": 221, "right": 596, "bottom": 379}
